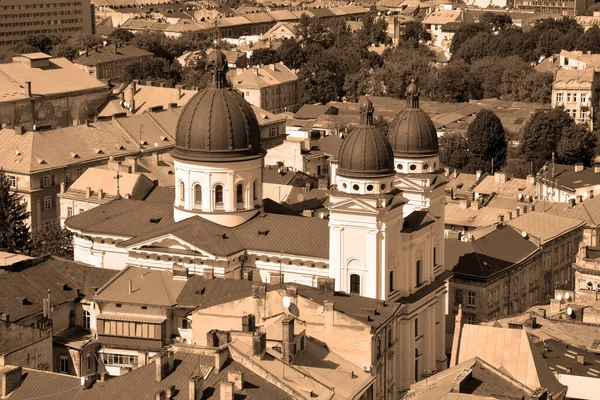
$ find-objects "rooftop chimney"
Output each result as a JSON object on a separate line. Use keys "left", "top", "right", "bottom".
{"left": 476, "top": 170, "right": 482, "bottom": 180}
{"left": 577, "top": 195, "right": 583, "bottom": 203}
{"left": 526, "top": 175, "right": 535, "bottom": 185}
{"left": 575, "top": 163, "right": 584, "bottom": 172}
{"left": 155, "top": 351, "right": 171, "bottom": 382}
{"left": 498, "top": 214, "right": 504, "bottom": 224}
{"left": 516, "top": 207, "right": 521, "bottom": 217}
{"left": 114, "top": 42, "right": 118, "bottom": 54}
{"left": 86, "top": 187, "right": 91, "bottom": 198}
{"left": 595, "top": 164, "right": 600, "bottom": 174}
{"left": 316, "top": 277, "right": 335, "bottom": 294}
{"left": 60, "top": 182, "right": 65, "bottom": 194}
{"left": 219, "top": 381, "right": 234, "bottom": 400}
{"left": 98, "top": 189, "right": 104, "bottom": 200}
{"left": 25, "top": 81, "right": 31, "bottom": 97}
{"left": 568, "top": 198, "right": 576, "bottom": 208}
{"left": 444, "top": 167, "right": 450, "bottom": 177}
{"left": 242, "top": 314, "right": 255, "bottom": 333}
{"left": 228, "top": 371, "right": 244, "bottom": 390}
{"left": 282, "top": 315, "right": 296, "bottom": 364}
{"left": 1, "top": 366, "right": 22, "bottom": 399}
{"left": 130, "top": 82, "right": 137, "bottom": 113}
{"left": 252, "top": 331, "right": 266, "bottom": 359}
{"left": 189, "top": 376, "right": 204, "bottom": 400}
{"left": 494, "top": 171, "right": 506, "bottom": 183}
{"left": 203, "top": 267, "right": 214, "bottom": 280}
{"left": 128, "top": 279, "right": 133, "bottom": 295}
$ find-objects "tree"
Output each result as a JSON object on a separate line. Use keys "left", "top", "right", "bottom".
{"left": 449, "top": 23, "right": 490, "bottom": 55}
{"left": 466, "top": 110, "right": 507, "bottom": 172}
{"left": 343, "top": 68, "right": 372, "bottom": 102}
{"left": 277, "top": 39, "right": 306, "bottom": 70}
{"left": 402, "top": 22, "right": 431, "bottom": 44}
{"left": 295, "top": 13, "right": 312, "bottom": 40}
{"left": 299, "top": 57, "right": 342, "bottom": 103}
{"left": 427, "top": 60, "right": 470, "bottom": 103}
{"left": 177, "top": 31, "right": 212, "bottom": 53}
{"left": 521, "top": 108, "right": 573, "bottom": 169}
{"left": 0, "top": 170, "right": 30, "bottom": 254}
{"left": 480, "top": 12, "right": 513, "bottom": 30}
{"left": 248, "top": 48, "right": 280, "bottom": 66}
{"left": 439, "top": 132, "right": 469, "bottom": 169}
{"left": 108, "top": 29, "right": 135, "bottom": 44}
{"left": 375, "top": 43, "right": 434, "bottom": 98}
{"left": 30, "top": 224, "right": 73, "bottom": 259}
{"left": 557, "top": 124, "right": 597, "bottom": 166}
{"left": 358, "top": 14, "right": 389, "bottom": 45}
{"left": 580, "top": 25, "right": 600, "bottom": 54}
{"left": 51, "top": 43, "right": 78, "bottom": 60}
{"left": 123, "top": 57, "right": 181, "bottom": 85}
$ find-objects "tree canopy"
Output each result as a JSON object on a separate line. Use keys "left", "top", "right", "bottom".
{"left": 0, "top": 170, "right": 30, "bottom": 254}
{"left": 466, "top": 109, "right": 507, "bottom": 172}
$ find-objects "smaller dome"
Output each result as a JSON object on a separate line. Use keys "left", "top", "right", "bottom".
{"left": 387, "top": 81, "right": 438, "bottom": 158}
{"left": 337, "top": 101, "right": 395, "bottom": 178}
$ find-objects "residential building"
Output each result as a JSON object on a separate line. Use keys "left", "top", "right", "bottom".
{"left": 444, "top": 199, "right": 512, "bottom": 240}
{"left": 263, "top": 21, "right": 299, "bottom": 41}
{"left": 576, "top": 11, "right": 600, "bottom": 31}
{"left": 64, "top": 51, "right": 451, "bottom": 394}
{"left": 232, "top": 62, "right": 302, "bottom": 114}
{"left": 0, "top": 107, "right": 177, "bottom": 231}
{"left": 0, "top": 0, "right": 94, "bottom": 47}
{"left": 422, "top": 8, "right": 473, "bottom": 51}
{"left": 57, "top": 167, "right": 156, "bottom": 227}
{"left": 250, "top": 105, "right": 288, "bottom": 148}
{"left": 450, "top": 317, "right": 567, "bottom": 399}
{"left": 262, "top": 165, "right": 318, "bottom": 204}
{"left": 0, "top": 255, "right": 117, "bottom": 376}
{"left": 73, "top": 44, "right": 153, "bottom": 81}
{"left": 513, "top": 0, "right": 592, "bottom": 16}
{"left": 537, "top": 163, "right": 600, "bottom": 204}
{"left": 552, "top": 68, "right": 595, "bottom": 129}
{"left": 0, "top": 53, "right": 107, "bottom": 130}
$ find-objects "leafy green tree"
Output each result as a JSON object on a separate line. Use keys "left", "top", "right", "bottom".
{"left": 177, "top": 30, "right": 212, "bottom": 53}
{"left": 453, "top": 31, "right": 493, "bottom": 63}
{"left": 0, "top": 170, "right": 30, "bottom": 254}
{"left": 277, "top": 39, "right": 306, "bottom": 70}
{"left": 480, "top": 12, "right": 513, "bottom": 30}
{"left": 466, "top": 110, "right": 507, "bottom": 172}
{"left": 298, "top": 57, "right": 341, "bottom": 103}
{"left": 521, "top": 108, "right": 573, "bottom": 169}
{"left": 123, "top": 57, "right": 181, "bottom": 85}
{"left": 108, "top": 29, "right": 135, "bottom": 44}
{"left": 30, "top": 224, "right": 73, "bottom": 259}
{"left": 580, "top": 25, "right": 600, "bottom": 54}
{"left": 514, "top": 71, "right": 553, "bottom": 103}
{"left": 427, "top": 60, "right": 470, "bottom": 103}
{"left": 248, "top": 48, "right": 280, "bottom": 66}
{"left": 402, "top": 22, "right": 431, "bottom": 44}
{"left": 343, "top": 69, "right": 372, "bottom": 102}
{"left": 0, "top": 43, "right": 39, "bottom": 63}
{"left": 376, "top": 43, "right": 434, "bottom": 98}
{"left": 374, "top": 116, "right": 390, "bottom": 137}
{"left": 449, "top": 23, "right": 490, "bottom": 55}
{"left": 24, "top": 34, "right": 62, "bottom": 54}
{"left": 50, "top": 43, "right": 79, "bottom": 60}
{"left": 295, "top": 13, "right": 312, "bottom": 40}
{"left": 439, "top": 132, "right": 469, "bottom": 169}
{"left": 358, "top": 14, "right": 389, "bottom": 45}
{"left": 557, "top": 124, "right": 597, "bottom": 166}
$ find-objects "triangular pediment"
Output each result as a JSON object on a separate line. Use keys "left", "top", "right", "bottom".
{"left": 128, "top": 234, "right": 212, "bottom": 257}
{"left": 329, "top": 197, "right": 379, "bottom": 213}
{"left": 394, "top": 175, "right": 426, "bottom": 192}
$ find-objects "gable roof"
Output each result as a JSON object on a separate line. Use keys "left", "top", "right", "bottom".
{"left": 233, "top": 213, "right": 329, "bottom": 259}
{"left": 0, "top": 256, "right": 117, "bottom": 321}
{"left": 232, "top": 62, "right": 298, "bottom": 89}
{"left": 73, "top": 45, "right": 152, "bottom": 66}
{"left": 506, "top": 211, "right": 584, "bottom": 244}
{"left": 446, "top": 225, "right": 539, "bottom": 280}
{"left": 65, "top": 167, "right": 155, "bottom": 200}
{"left": 455, "top": 324, "right": 566, "bottom": 397}
{"left": 176, "top": 275, "right": 255, "bottom": 307}
{"left": 94, "top": 265, "right": 186, "bottom": 306}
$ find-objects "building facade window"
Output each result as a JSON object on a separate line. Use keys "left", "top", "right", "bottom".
{"left": 8, "top": 175, "right": 16, "bottom": 188}
{"left": 416, "top": 259, "right": 422, "bottom": 286}
{"left": 556, "top": 93, "right": 563, "bottom": 104}
{"left": 236, "top": 183, "right": 243, "bottom": 204}
{"left": 464, "top": 314, "right": 476, "bottom": 324}
{"left": 82, "top": 310, "right": 90, "bottom": 329}
{"left": 42, "top": 175, "right": 51, "bottom": 187}
{"left": 67, "top": 207, "right": 73, "bottom": 218}
{"left": 44, "top": 195, "right": 52, "bottom": 210}
{"left": 215, "top": 185, "right": 224, "bottom": 207}
{"left": 467, "top": 291, "right": 476, "bottom": 306}
{"left": 179, "top": 181, "right": 185, "bottom": 205}
{"left": 181, "top": 318, "right": 191, "bottom": 330}
{"left": 60, "top": 356, "right": 69, "bottom": 373}
{"left": 350, "top": 274, "right": 360, "bottom": 294}
{"left": 389, "top": 270, "right": 394, "bottom": 292}
{"left": 414, "top": 318, "right": 419, "bottom": 337}
{"left": 414, "top": 349, "right": 420, "bottom": 382}
{"left": 194, "top": 185, "right": 202, "bottom": 207}
{"left": 253, "top": 181, "right": 257, "bottom": 200}
{"left": 65, "top": 169, "right": 70, "bottom": 183}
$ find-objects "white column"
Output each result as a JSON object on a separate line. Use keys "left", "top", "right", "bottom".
{"left": 366, "top": 229, "right": 379, "bottom": 299}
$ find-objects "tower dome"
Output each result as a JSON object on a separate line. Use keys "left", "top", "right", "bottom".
{"left": 337, "top": 98, "right": 394, "bottom": 179}
{"left": 172, "top": 50, "right": 262, "bottom": 163}
{"left": 387, "top": 80, "right": 438, "bottom": 159}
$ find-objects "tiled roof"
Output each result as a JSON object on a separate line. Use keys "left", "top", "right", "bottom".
{"left": 98, "top": 84, "right": 196, "bottom": 117}
{"left": 232, "top": 62, "right": 298, "bottom": 89}
{"left": 0, "top": 256, "right": 117, "bottom": 321}
{"left": 507, "top": 211, "right": 585, "bottom": 244}
{"left": 554, "top": 68, "right": 594, "bottom": 84}
{"left": 143, "top": 186, "right": 175, "bottom": 204}
{"left": 0, "top": 111, "right": 176, "bottom": 174}
{"left": 0, "top": 56, "right": 106, "bottom": 102}
{"left": 94, "top": 266, "right": 187, "bottom": 306}
{"left": 294, "top": 104, "right": 337, "bottom": 120}
{"left": 263, "top": 166, "right": 317, "bottom": 186}
{"left": 422, "top": 10, "right": 463, "bottom": 24}
{"left": 540, "top": 163, "right": 600, "bottom": 191}
{"left": 402, "top": 210, "right": 436, "bottom": 233}
{"left": 312, "top": 134, "right": 343, "bottom": 159}
{"left": 65, "top": 199, "right": 174, "bottom": 237}
{"left": 537, "top": 339, "right": 600, "bottom": 380}
{"left": 117, "top": 216, "right": 245, "bottom": 257}
{"left": 233, "top": 213, "right": 329, "bottom": 259}
{"left": 445, "top": 203, "right": 511, "bottom": 228}
{"left": 65, "top": 167, "right": 155, "bottom": 200}
{"left": 455, "top": 324, "right": 567, "bottom": 398}
{"left": 0, "top": 366, "right": 83, "bottom": 400}
{"left": 446, "top": 225, "right": 539, "bottom": 280}
{"left": 176, "top": 275, "right": 255, "bottom": 307}
{"left": 536, "top": 195, "right": 600, "bottom": 227}
{"left": 73, "top": 45, "right": 152, "bottom": 66}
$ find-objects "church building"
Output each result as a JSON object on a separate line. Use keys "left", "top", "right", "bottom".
{"left": 65, "top": 51, "right": 450, "bottom": 392}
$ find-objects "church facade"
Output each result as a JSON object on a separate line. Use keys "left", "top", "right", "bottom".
{"left": 65, "top": 52, "right": 450, "bottom": 394}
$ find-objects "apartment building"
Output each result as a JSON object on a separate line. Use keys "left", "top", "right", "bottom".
{"left": 513, "top": 0, "right": 593, "bottom": 16}
{"left": 232, "top": 62, "right": 302, "bottom": 114}
{"left": 552, "top": 69, "right": 595, "bottom": 129}
{"left": 0, "top": 0, "right": 94, "bottom": 47}
{"left": 73, "top": 44, "right": 152, "bottom": 81}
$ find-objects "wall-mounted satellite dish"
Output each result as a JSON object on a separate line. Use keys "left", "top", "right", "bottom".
{"left": 556, "top": 294, "right": 562, "bottom": 301}
{"left": 565, "top": 292, "right": 571, "bottom": 300}
{"left": 567, "top": 307, "right": 573, "bottom": 316}
{"left": 282, "top": 296, "right": 291, "bottom": 308}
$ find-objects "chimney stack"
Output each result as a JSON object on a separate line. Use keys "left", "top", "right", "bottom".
{"left": 577, "top": 354, "right": 585, "bottom": 365}
{"left": 282, "top": 315, "right": 295, "bottom": 364}
{"left": 242, "top": 314, "right": 255, "bottom": 333}
{"left": 219, "top": 381, "right": 234, "bottom": 400}
{"left": 475, "top": 170, "right": 482, "bottom": 180}
{"left": 316, "top": 277, "right": 335, "bottom": 294}
{"left": 575, "top": 163, "right": 584, "bottom": 172}
{"left": 155, "top": 351, "right": 171, "bottom": 382}
{"left": 516, "top": 207, "right": 521, "bottom": 217}
{"left": 568, "top": 198, "right": 576, "bottom": 208}
{"left": 130, "top": 82, "right": 136, "bottom": 113}
{"left": 595, "top": 163, "right": 600, "bottom": 174}
{"left": 128, "top": 279, "right": 133, "bottom": 295}
{"left": 25, "top": 81, "right": 31, "bottom": 97}
{"left": 203, "top": 268, "right": 214, "bottom": 280}
{"left": 228, "top": 371, "right": 244, "bottom": 390}
{"left": 86, "top": 187, "right": 91, "bottom": 198}
{"left": 252, "top": 331, "right": 266, "bottom": 359}
{"left": 189, "top": 376, "right": 204, "bottom": 400}
{"left": 98, "top": 189, "right": 104, "bottom": 200}
{"left": 60, "top": 182, "right": 66, "bottom": 194}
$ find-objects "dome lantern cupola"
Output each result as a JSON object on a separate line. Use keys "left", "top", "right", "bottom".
{"left": 335, "top": 98, "right": 395, "bottom": 195}
{"left": 387, "top": 80, "right": 439, "bottom": 174}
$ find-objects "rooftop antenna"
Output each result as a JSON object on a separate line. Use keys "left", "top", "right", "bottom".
{"left": 551, "top": 152, "right": 555, "bottom": 179}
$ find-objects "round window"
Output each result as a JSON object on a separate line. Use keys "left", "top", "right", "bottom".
{"left": 352, "top": 184, "right": 360, "bottom": 191}
{"left": 342, "top": 183, "right": 347, "bottom": 189}
{"left": 381, "top": 184, "right": 386, "bottom": 190}
{"left": 410, "top": 164, "right": 417, "bottom": 171}
{"left": 423, "top": 163, "right": 429, "bottom": 170}
{"left": 366, "top": 184, "right": 374, "bottom": 191}
{"left": 397, "top": 164, "right": 403, "bottom": 170}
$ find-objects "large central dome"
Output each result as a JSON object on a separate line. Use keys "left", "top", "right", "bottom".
{"left": 172, "top": 50, "right": 262, "bottom": 163}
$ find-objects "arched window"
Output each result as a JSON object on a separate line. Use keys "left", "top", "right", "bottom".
{"left": 416, "top": 259, "right": 422, "bottom": 287}
{"left": 236, "top": 183, "right": 243, "bottom": 204}
{"left": 82, "top": 310, "right": 91, "bottom": 330}
{"left": 588, "top": 281, "right": 594, "bottom": 290}
{"left": 194, "top": 185, "right": 202, "bottom": 207}
{"left": 350, "top": 274, "right": 360, "bottom": 294}
{"left": 389, "top": 270, "right": 394, "bottom": 292}
{"left": 179, "top": 181, "right": 185, "bottom": 205}
{"left": 215, "top": 185, "right": 223, "bottom": 208}
{"left": 414, "top": 318, "right": 419, "bottom": 337}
